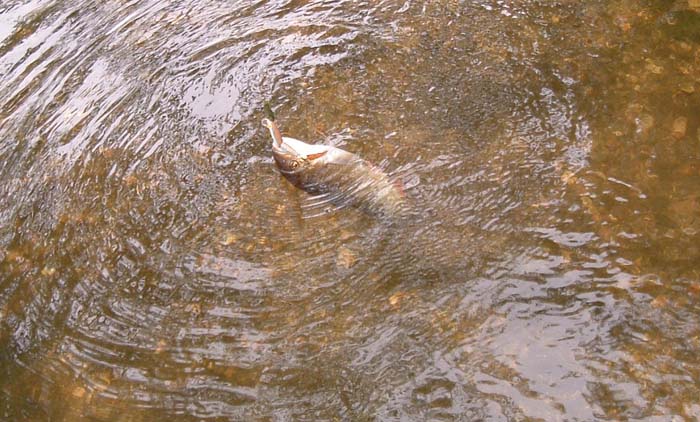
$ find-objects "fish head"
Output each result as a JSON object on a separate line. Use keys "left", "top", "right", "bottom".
{"left": 262, "top": 119, "right": 330, "bottom": 174}
{"left": 271, "top": 144, "right": 312, "bottom": 174}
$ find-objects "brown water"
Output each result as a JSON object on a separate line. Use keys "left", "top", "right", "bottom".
{"left": 1, "top": 0, "right": 700, "bottom": 420}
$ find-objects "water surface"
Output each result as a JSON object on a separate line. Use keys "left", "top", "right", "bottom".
{"left": 1, "top": 0, "right": 700, "bottom": 420}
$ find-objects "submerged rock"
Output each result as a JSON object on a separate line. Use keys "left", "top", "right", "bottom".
{"left": 637, "top": 113, "right": 655, "bottom": 135}
{"left": 672, "top": 116, "right": 688, "bottom": 139}
{"left": 673, "top": 0, "right": 700, "bottom": 11}
{"left": 336, "top": 246, "right": 357, "bottom": 269}
{"left": 680, "top": 81, "right": 695, "bottom": 93}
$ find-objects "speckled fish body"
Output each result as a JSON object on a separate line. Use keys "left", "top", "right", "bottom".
{"left": 263, "top": 119, "right": 407, "bottom": 217}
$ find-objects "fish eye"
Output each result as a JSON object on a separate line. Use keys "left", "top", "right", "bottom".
{"left": 290, "top": 161, "right": 299, "bottom": 169}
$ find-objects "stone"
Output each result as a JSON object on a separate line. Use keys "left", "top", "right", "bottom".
{"left": 650, "top": 295, "right": 669, "bottom": 308}
{"left": 560, "top": 171, "right": 579, "bottom": 185}
{"left": 155, "top": 340, "right": 168, "bottom": 354}
{"left": 336, "top": 246, "right": 357, "bottom": 269}
{"left": 637, "top": 113, "right": 654, "bottom": 134}
{"left": 680, "top": 81, "right": 695, "bottom": 94}
{"left": 645, "top": 60, "right": 663, "bottom": 74}
{"left": 389, "top": 291, "right": 408, "bottom": 306}
{"left": 672, "top": 117, "right": 688, "bottom": 139}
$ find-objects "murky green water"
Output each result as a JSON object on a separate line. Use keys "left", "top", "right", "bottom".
{"left": 1, "top": 0, "right": 699, "bottom": 420}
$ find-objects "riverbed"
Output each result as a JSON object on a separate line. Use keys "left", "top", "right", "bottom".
{"left": 1, "top": 1, "right": 700, "bottom": 420}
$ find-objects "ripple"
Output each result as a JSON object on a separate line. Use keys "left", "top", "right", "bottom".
{"left": 2, "top": 0, "right": 700, "bottom": 420}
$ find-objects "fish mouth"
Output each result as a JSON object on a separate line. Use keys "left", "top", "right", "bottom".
{"left": 262, "top": 118, "right": 283, "bottom": 148}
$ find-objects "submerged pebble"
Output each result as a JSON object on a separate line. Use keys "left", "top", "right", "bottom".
{"left": 645, "top": 60, "right": 663, "bottom": 75}
{"left": 637, "top": 113, "right": 655, "bottom": 134}
{"left": 336, "top": 246, "right": 357, "bottom": 269}
{"left": 680, "top": 81, "right": 695, "bottom": 94}
{"left": 672, "top": 117, "right": 688, "bottom": 139}
{"left": 389, "top": 291, "right": 411, "bottom": 307}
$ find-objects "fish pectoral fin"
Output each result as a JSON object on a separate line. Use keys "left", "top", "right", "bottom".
{"left": 306, "top": 151, "right": 328, "bottom": 161}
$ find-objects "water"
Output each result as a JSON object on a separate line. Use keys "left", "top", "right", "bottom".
{"left": 1, "top": 0, "right": 700, "bottom": 420}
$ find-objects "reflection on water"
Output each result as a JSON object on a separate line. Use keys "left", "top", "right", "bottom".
{"left": 1, "top": 0, "right": 700, "bottom": 420}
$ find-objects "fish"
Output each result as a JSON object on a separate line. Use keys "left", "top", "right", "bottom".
{"left": 262, "top": 118, "right": 408, "bottom": 218}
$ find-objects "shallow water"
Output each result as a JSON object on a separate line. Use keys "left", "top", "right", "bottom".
{"left": 1, "top": 0, "right": 700, "bottom": 420}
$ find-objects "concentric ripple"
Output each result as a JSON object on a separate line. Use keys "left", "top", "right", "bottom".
{"left": 2, "top": 0, "right": 700, "bottom": 421}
